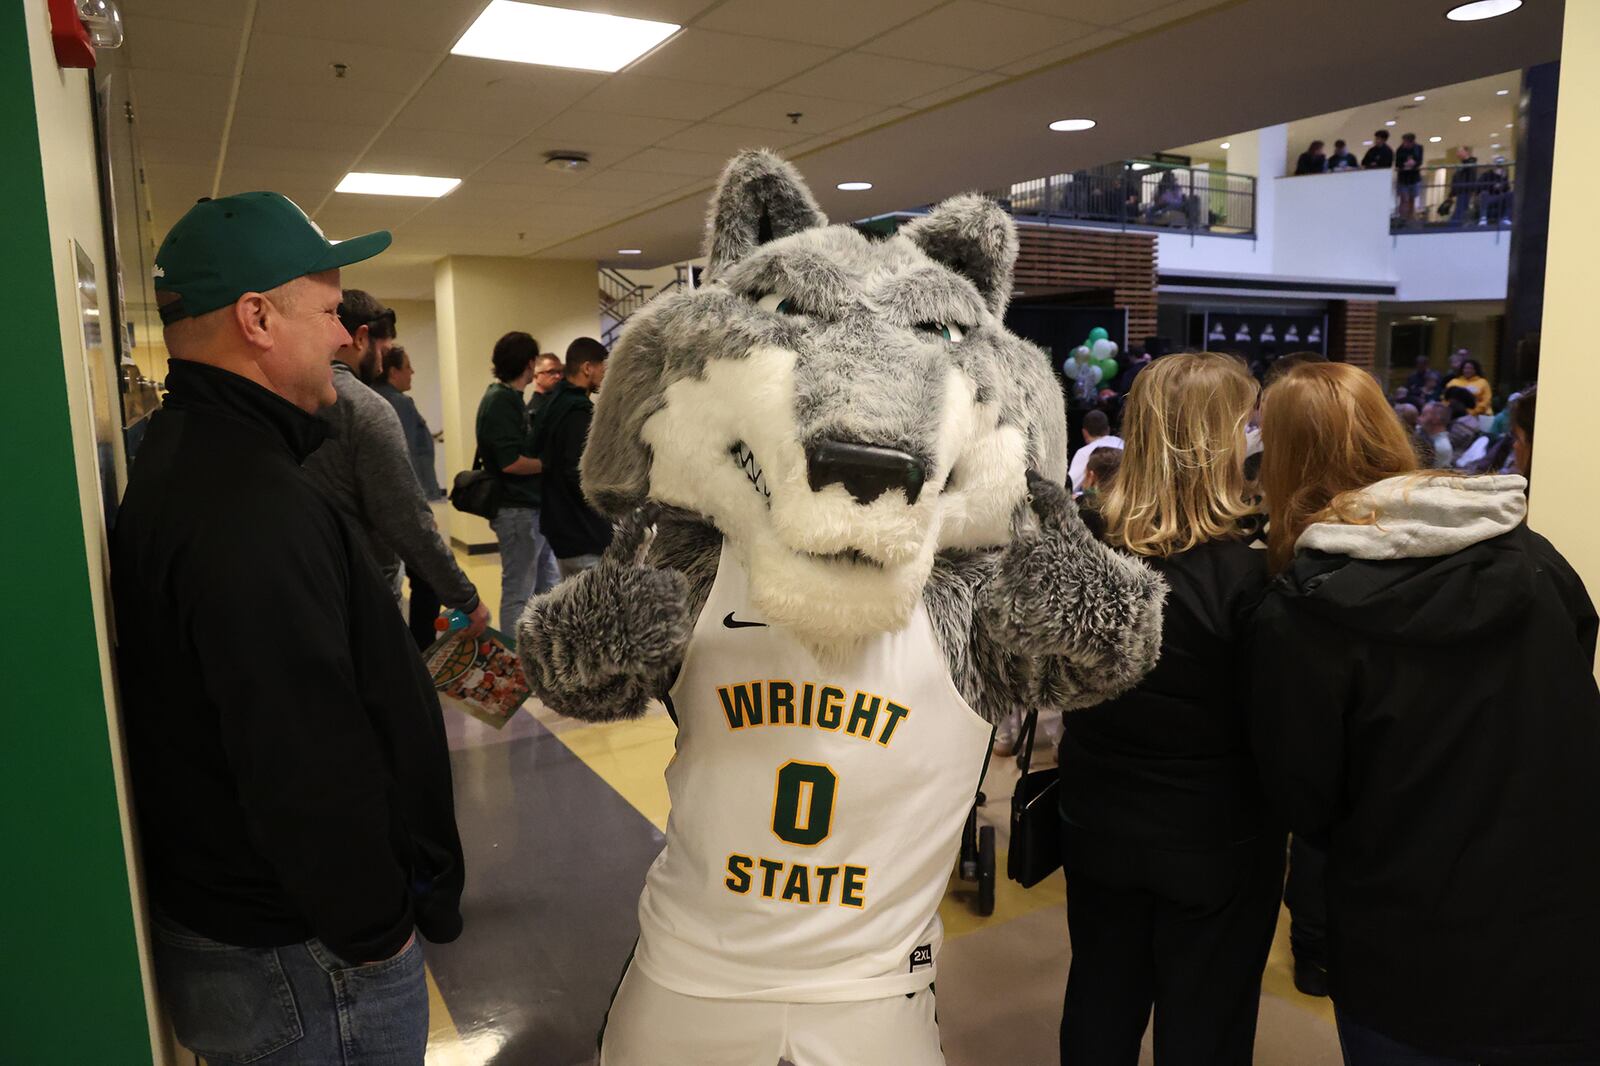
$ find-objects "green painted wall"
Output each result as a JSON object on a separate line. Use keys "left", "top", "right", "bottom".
{"left": 0, "top": 4, "right": 154, "bottom": 1062}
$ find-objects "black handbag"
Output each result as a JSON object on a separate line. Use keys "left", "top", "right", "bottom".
{"left": 1007, "top": 708, "right": 1063, "bottom": 888}
{"left": 449, "top": 446, "right": 502, "bottom": 520}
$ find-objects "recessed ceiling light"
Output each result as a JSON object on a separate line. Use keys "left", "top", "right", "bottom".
{"left": 836, "top": 181, "right": 873, "bottom": 191}
{"left": 617, "top": 249, "right": 642, "bottom": 255}
{"left": 1459, "top": 115, "right": 1472, "bottom": 122}
{"left": 1363, "top": 139, "right": 1374, "bottom": 146}
{"left": 336, "top": 172, "right": 460, "bottom": 197}
{"left": 1414, "top": 95, "right": 1427, "bottom": 101}
{"left": 1048, "top": 118, "right": 1096, "bottom": 132}
{"left": 452, "top": 0, "right": 679, "bottom": 73}
{"left": 1505, "top": 123, "right": 1514, "bottom": 128}
{"left": 1496, "top": 88, "right": 1510, "bottom": 95}
{"left": 1385, "top": 120, "right": 1397, "bottom": 127}
{"left": 1491, "top": 143, "right": 1502, "bottom": 148}
{"left": 1446, "top": 0, "right": 1522, "bottom": 21}
{"left": 1429, "top": 136, "right": 1443, "bottom": 143}
{"left": 1220, "top": 141, "right": 1231, "bottom": 149}
{"left": 1129, "top": 162, "right": 1151, "bottom": 171}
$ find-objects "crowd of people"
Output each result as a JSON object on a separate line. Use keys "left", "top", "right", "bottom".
{"left": 1389, "top": 348, "right": 1533, "bottom": 475}
{"left": 106, "top": 191, "right": 1599, "bottom": 1066}
{"left": 1060, "top": 350, "right": 1598, "bottom": 1066}
{"left": 1293, "top": 131, "right": 1511, "bottom": 225}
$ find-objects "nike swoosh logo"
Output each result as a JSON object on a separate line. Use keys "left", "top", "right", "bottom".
{"left": 722, "top": 611, "right": 767, "bottom": 629}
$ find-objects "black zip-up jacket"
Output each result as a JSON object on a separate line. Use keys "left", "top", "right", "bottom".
{"left": 531, "top": 379, "right": 613, "bottom": 558}
{"left": 1252, "top": 517, "right": 1600, "bottom": 1063}
{"left": 1060, "top": 536, "right": 1271, "bottom": 850}
{"left": 112, "top": 359, "right": 465, "bottom": 963}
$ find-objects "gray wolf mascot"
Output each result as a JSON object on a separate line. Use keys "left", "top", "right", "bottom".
{"left": 518, "top": 151, "right": 1164, "bottom": 1065}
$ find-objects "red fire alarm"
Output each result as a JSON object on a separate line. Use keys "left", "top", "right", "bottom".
{"left": 49, "top": 0, "right": 96, "bottom": 68}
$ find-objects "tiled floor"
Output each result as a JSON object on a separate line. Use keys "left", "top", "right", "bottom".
{"left": 420, "top": 537, "right": 1340, "bottom": 1065}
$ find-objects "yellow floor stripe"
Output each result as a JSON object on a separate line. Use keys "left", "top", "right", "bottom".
{"left": 424, "top": 963, "right": 472, "bottom": 1065}
{"left": 549, "top": 712, "right": 678, "bottom": 832}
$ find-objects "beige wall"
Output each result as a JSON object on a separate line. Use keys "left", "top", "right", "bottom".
{"left": 388, "top": 298, "right": 446, "bottom": 492}
{"left": 1532, "top": 1, "right": 1600, "bottom": 676}
{"left": 24, "top": 0, "right": 165, "bottom": 1057}
{"left": 435, "top": 256, "right": 599, "bottom": 547}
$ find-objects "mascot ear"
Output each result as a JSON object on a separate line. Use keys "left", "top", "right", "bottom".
{"left": 902, "top": 194, "right": 1018, "bottom": 316}
{"left": 704, "top": 150, "right": 827, "bottom": 280}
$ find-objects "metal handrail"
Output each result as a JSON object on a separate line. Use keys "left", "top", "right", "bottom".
{"left": 1005, "top": 160, "right": 1257, "bottom": 237}
{"left": 599, "top": 265, "right": 694, "bottom": 347}
{"left": 1389, "top": 160, "right": 1514, "bottom": 233}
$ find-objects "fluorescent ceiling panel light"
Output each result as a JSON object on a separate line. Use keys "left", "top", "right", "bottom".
{"left": 617, "top": 249, "right": 642, "bottom": 255}
{"left": 1220, "top": 141, "right": 1231, "bottom": 149}
{"left": 1497, "top": 89, "right": 1510, "bottom": 95}
{"left": 836, "top": 181, "right": 873, "bottom": 191}
{"left": 1129, "top": 162, "right": 1151, "bottom": 171}
{"left": 1505, "top": 123, "right": 1514, "bottom": 128}
{"left": 1048, "top": 118, "right": 1096, "bottom": 132}
{"left": 1414, "top": 95, "right": 1427, "bottom": 101}
{"left": 1385, "top": 120, "right": 1397, "bottom": 126}
{"left": 1446, "top": 0, "right": 1522, "bottom": 21}
{"left": 1459, "top": 115, "right": 1472, "bottom": 122}
{"left": 336, "top": 172, "right": 460, "bottom": 197}
{"left": 1363, "top": 140, "right": 1374, "bottom": 146}
{"left": 1491, "top": 143, "right": 1502, "bottom": 148}
{"left": 1429, "top": 136, "right": 1443, "bottom": 143}
{"left": 452, "top": 1, "right": 679, "bottom": 72}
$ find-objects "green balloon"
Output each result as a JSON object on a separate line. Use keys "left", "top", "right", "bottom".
{"left": 1087, "top": 327, "right": 1110, "bottom": 344}
{"left": 1096, "top": 357, "right": 1119, "bottom": 381}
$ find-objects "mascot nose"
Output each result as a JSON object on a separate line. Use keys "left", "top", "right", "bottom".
{"left": 805, "top": 439, "right": 926, "bottom": 505}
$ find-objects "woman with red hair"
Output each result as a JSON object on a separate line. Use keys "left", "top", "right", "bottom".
{"left": 1251, "top": 361, "right": 1600, "bottom": 1065}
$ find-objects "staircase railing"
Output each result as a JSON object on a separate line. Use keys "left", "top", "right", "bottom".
{"left": 599, "top": 264, "right": 696, "bottom": 347}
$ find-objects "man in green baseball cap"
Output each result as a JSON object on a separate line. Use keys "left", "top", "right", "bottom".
{"left": 112, "top": 191, "right": 464, "bottom": 1066}
{"left": 151, "top": 190, "right": 390, "bottom": 412}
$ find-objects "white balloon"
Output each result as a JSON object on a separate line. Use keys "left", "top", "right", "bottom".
{"left": 1091, "top": 338, "right": 1119, "bottom": 361}
{"left": 1090, "top": 364, "right": 1104, "bottom": 384}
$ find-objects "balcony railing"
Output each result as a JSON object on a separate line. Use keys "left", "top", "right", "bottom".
{"left": 1389, "top": 161, "right": 1514, "bottom": 233}
{"left": 1005, "top": 161, "right": 1257, "bottom": 237}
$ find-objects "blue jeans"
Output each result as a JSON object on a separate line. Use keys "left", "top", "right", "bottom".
{"left": 152, "top": 918, "right": 427, "bottom": 1065}
{"left": 490, "top": 505, "right": 560, "bottom": 633}
{"left": 1335, "top": 1008, "right": 1476, "bottom": 1066}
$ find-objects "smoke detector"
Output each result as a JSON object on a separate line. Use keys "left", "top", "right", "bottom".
{"left": 544, "top": 151, "right": 590, "bottom": 173}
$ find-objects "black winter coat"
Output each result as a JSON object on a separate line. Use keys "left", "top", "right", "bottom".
{"left": 1251, "top": 525, "right": 1600, "bottom": 1063}
{"left": 113, "top": 360, "right": 465, "bottom": 963}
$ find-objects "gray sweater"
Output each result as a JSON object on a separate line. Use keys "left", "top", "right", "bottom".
{"left": 303, "top": 362, "right": 478, "bottom": 611}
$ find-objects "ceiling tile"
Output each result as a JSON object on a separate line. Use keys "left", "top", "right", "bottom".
{"left": 223, "top": 143, "right": 356, "bottom": 177}
{"left": 143, "top": 162, "right": 214, "bottom": 217}
{"left": 981, "top": 0, "right": 1172, "bottom": 24}
{"left": 788, "top": 107, "right": 913, "bottom": 155}
{"left": 123, "top": 15, "right": 243, "bottom": 76}
{"left": 251, "top": 0, "right": 484, "bottom": 55}
{"left": 136, "top": 106, "right": 225, "bottom": 145}
{"left": 140, "top": 136, "right": 220, "bottom": 168}
{"left": 711, "top": 90, "right": 883, "bottom": 133}
{"left": 626, "top": 29, "right": 838, "bottom": 89}
{"left": 234, "top": 78, "right": 407, "bottom": 129}
{"left": 657, "top": 122, "right": 809, "bottom": 154}
{"left": 521, "top": 111, "right": 692, "bottom": 149}
{"left": 610, "top": 146, "right": 729, "bottom": 176}
{"left": 471, "top": 159, "right": 611, "bottom": 187}
{"left": 696, "top": 0, "right": 943, "bottom": 48}
{"left": 125, "top": 69, "right": 234, "bottom": 115}
{"left": 860, "top": 2, "right": 1097, "bottom": 71}
{"left": 216, "top": 168, "right": 336, "bottom": 208}
{"left": 390, "top": 56, "right": 602, "bottom": 136}
{"left": 123, "top": 0, "right": 253, "bottom": 28}
{"left": 996, "top": 27, "right": 1127, "bottom": 75}
{"left": 581, "top": 74, "right": 753, "bottom": 122}
{"left": 228, "top": 118, "right": 373, "bottom": 153}
{"left": 1120, "top": 0, "right": 1235, "bottom": 33}
{"left": 242, "top": 32, "right": 440, "bottom": 94}
{"left": 545, "top": 0, "right": 722, "bottom": 21}
{"left": 496, "top": 141, "right": 639, "bottom": 170}
{"left": 315, "top": 198, "right": 433, "bottom": 237}
{"left": 582, "top": 167, "right": 702, "bottom": 195}
{"left": 777, "top": 52, "right": 976, "bottom": 107}
{"left": 454, "top": 180, "right": 578, "bottom": 205}
{"left": 360, "top": 127, "right": 522, "bottom": 174}
{"left": 902, "top": 72, "right": 1006, "bottom": 110}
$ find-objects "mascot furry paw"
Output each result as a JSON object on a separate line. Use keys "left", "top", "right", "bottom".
{"left": 518, "top": 150, "right": 1165, "bottom": 1065}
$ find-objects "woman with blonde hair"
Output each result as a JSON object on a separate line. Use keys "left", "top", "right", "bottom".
{"left": 1252, "top": 361, "right": 1600, "bottom": 1065}
{"left": 1058, "top": 352, "right": 1283, "bottom": 1065}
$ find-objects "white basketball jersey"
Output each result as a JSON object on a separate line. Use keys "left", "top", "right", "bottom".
{"left": 634, "top": 540, "right": 994, "bottom": 1003}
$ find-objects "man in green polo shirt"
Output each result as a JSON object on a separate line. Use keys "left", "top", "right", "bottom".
{"left": 476, "top": 331, "right": 560, "bottom": 632}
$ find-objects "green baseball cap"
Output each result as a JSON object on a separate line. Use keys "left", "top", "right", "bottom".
{"left": 154, "top": 191, "right": 391, "bottom": 323}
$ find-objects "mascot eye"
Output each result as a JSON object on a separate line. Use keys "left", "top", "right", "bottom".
{"left": 916, "top": 321, "right": 965, "bottom": 343}
{"left": 756, "top": 292, "right": 803, "bottom": 316}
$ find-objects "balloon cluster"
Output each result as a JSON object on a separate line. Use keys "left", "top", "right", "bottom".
{"left": 1062, "top": 328, "right": 1121, "bottom": 391}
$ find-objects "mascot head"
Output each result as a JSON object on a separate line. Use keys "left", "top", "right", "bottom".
{"left": 582, "top": 150, "right": 1067, "bottom": 647}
